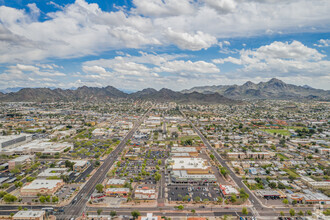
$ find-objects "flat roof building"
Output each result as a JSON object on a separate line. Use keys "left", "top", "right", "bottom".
{"left": 21, "top": 179, "right": 64, "bottom": 196}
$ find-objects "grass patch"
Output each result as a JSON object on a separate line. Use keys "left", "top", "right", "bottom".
{"left": 179, "top": 135, "right": 201, "bottom": 142}
{"left": 261, "top": 129, "right": 291, "bottom": 136}
{"left": 277, "top": 153, "right": 289, "bottom": 160}
{"left": 282, "top": 168, "right": 300, "bottom": 178}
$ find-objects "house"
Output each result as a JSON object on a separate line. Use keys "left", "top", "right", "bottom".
{"left": 219, "top": 185, "right": 239, "bottom": 198}
{"left": 70, "top": 160, "right": 90, "bottom": 172}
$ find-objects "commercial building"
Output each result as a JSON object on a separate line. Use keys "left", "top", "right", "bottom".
{"left": 134, "top": 187, "right": 157, "bottom": 200}
{"left": 105, "top": 188, "right": 130, "bottom": 197}
{"left": 70, "top": 160, "right": 90, "bottom": 172}
{"left": 0, "top": 134, "right": 32, "bottom": 152}
{"left": 171, "top": 147, "right": 199, "bottom": 157}
{"left": 301, "top": 176, "right": 330, "bottom": 189}
{"left": 13, "top": 211, "right": 45, "bottom": 220}
{"left": 105, "top": 179, "right": 126, "bottom": 188}
{"left": 20, "top": 179, "right": 64, "bottom": 196}
{"left": 8, "top": 155, "right": 35, "bottom": 171}
{"left": 167, "top": 157, "right": 211, "bottom": 174}
{"left": 37, "top": 168, "right": 71, "bottom": 179}
{"left": 170, "top": 170, "right": 217, "bottom": 184}
{"left": 219, "top": 185, "right": 239, "bottom": 198}
{"left": 137, "top": 213, "right": 161, "bottom": 220}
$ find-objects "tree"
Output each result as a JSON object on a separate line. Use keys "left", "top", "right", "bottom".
{"left": 154, "top": 172, "right": 161, "bottom": 181}
{"left": 131, "top": 210, "right": 141, "bottom": 219}
{"left": 176, "top": 205, "right": 184, "bottom": 210}
{"left": 191, "top": 209, "right": 196, "bottom": 215}
{"left": 95, "top": 184, "right": 104, "bottom": 193}
{"left": 210, "top": 154, "right": 215, "bottom": 160}
{"left": 242, "top": 207, "right": 248, "bottom": 215}
{"left": 217, "top": 196, "right": 223, "bottom": 203}
{"left": 239, "top": 188, "right": 249, "bottom": 201}
{"left": 157, "top": 159, "right": 162, "bottom": 165}
{"left": 220, "top": 167, "right": 229, "bottom": 177}
{"left": 97, "top": 209, "right": 102, "bottom": 216}
{"left": 298, "top": 211, "right": 304, "bottom": 216}
{"left": 3, "top": 194, "right": 17, "bottom": 203}
{"left": 39, "top": 196, "right": 46, "bottom": 203}
{"left": 278, "top": 182, "right": 285, "bottom": 189}
{"left": 182, "top": 195, "right": 189, "bottom": 201}
{"left": 52, "top": 196, "right": 59, "bottom": 203}
{"left": 306, "top": 210, "right": 312, "bottom": 215}
{"left": 280, "top": 211, "right": 284, "bottom": 216}
{"left": 230, "top": 194, "right": 237, "bottom": 203}
{"left": 282, "top": 199, "right": 289, "bottom": 205}
{"left": 289, "top": 209, "right": 295, "bottom": 216}
{"left": 269, "top": 182, "right": 277, "bottom": 189}
{"left": 110, "top": 210, "right": 117, "bottom": 218}
{"left": 194, "top": 196, "right": 201, "bottom": 202}
{"left": 0, "top": 191, "right": 7, "bottom": 198}
{"left": 18, "top": 206, "right": 22, "bottom": 211}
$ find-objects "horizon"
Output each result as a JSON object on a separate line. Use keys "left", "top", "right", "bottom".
{"left": 0, "top": 0, "right": 329, "bottom": 90}
{"left": 0, "top": 77, "right": 326, "bottom": 94}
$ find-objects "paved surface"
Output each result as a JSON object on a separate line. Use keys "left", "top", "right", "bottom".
{"left": 56, "top": 108, "right": 152, "bottom": 219}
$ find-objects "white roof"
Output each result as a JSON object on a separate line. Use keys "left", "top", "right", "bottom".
{"left": 14, "top": 211, "right": 45, "bottom": 218}
{"left": 170, "top": 157, "right": 210, "bottom": 170}
{"left": 22, "top": 179, "right": 62, "bottom": 190}
{"left": 71, "top": 160, "right": 88, "bottom": 166}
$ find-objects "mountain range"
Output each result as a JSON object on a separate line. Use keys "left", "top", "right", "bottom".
{"left": 182, "top": 78, "right": 330, "bottom": 100}
{"left": 0, "top": 78, "right": 328, "bottom": 103}
{"left": 0, "top": 86, "right": 236, "bottom": 104}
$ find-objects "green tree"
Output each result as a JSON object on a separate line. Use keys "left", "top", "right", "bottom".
{"left": 95, "top": 184, "right": 104, "bottom": 193}
{"left": 280, "top": 211, "right": 284, "bottom": 216}
{"left": 131, "top": 210, "right": 141, "bottom": 219}
{"left": 268, "top": 182, "right": 277, "bottom": 189}
{"left": 52, "top": 196, "right": 59, "bottom": 203}
{"left": 239, "top": 188, "right": 249, "bottom": 201}
{"left": 242, "top": 207, "right": 248, "bottom": 215}
{"left": 0, "top": 191, "right": 7, "bottom": 198}
{"left": 191, "top": 209, "right": 196, "bottom": 215}
{"left": 3, "top": 194, "right": 17, "bottom": 203}
{"left": 194, "top": 196, "right": 201, "bottom": 202}
{"left": 230, "top": 194, "right": 237, "bottom": 203}
{"left": 306, "top": 210, "right": 312, "bottom": 215}
{"left": 176, "top": 205, "right": 184, "bottom": 210}
{"left": 110, "top": 210, "right": 117, "bottom": 218}
{"left": 97, "top": 209, "right": 102, "bottom": 215}
{"left": 18, "top": 206, "right": 22, "bottom": 211}
{"left": 289, "top": 209, "right": 295, "bottom": 216}
{"left": 157, "top": 159, "right": 162, "bottom": 165}
{"left": 39, "top": 196, "right": 46, "bottom": 203}
{"left": 298, "top": 211, "right": 304, "bottom": 216}
{"left": 282, "top": 199, "right": 289, "bottom": 205}
{"left": 210, "top": 154, "right": 215, "bottom": 160}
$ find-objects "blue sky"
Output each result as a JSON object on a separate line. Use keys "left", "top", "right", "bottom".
{"left": 0, "top": 0, "right": 329, "bottom": 91}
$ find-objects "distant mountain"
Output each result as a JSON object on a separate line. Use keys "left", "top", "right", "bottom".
{"left": 182, "top": 78, "right": 330, "bottom": 100}
{"left": 0, "top": 86, "right": 237, "bottom": 104}
{"left": 0, "top": 87, "right": 25, "bottom": 94}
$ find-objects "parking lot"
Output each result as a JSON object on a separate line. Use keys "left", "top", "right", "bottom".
{"left": 167, "top": 185, "right": 223, "bottom": 202}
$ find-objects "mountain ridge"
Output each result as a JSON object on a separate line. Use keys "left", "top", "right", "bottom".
{"left": 182, "top": 78, "right": 330, "bottom": 100}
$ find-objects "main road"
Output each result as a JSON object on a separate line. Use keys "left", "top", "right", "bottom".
{"left": 180, "top": 110, "right": 265, "bottom": 214}
{"left": 57, "top": 107, "right": 152, "bottom": 219}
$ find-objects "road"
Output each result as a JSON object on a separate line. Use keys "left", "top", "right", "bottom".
{"left": 180, "top": 111, "right": 265, "bottom": 213}
{"left": 57, "top": 107, "right": 151, "bottom": 219}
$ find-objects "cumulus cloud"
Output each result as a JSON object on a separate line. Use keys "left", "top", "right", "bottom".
{"left": 166, "top": 28, "right": 217, "bottom": 50}
{"left": 0, "top": 0, "right": 329, "bottom": 63}
{"left": 213, "top": 40, "right": 330, "bottom": 77}
{"left": 203, "top": 0, "right": 237, "bottom": 14}
{"left": 314, "top": 39, "right": 330, "bottom": 47}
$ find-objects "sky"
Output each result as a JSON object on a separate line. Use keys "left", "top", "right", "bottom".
{"left": 0, "top": 0, "right": 329, "bottom": 91}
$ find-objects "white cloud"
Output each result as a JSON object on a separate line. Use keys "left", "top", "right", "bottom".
{"left": 214, "top": 40, "right": 330, "bottom": 77}
{"left": 132, "top": 0, "right": 196, "bottom": 17}
{"left": 166, "top": 28, "right": 217, "bottom": 50}
{"left": 314, "top": 39, "right": 330, "bottom": 47}
{"left": 203, "top": 0, "right": 237, "bottom": 14}
{"left": 82, "top": 65, "right": 107, "bottom": 75}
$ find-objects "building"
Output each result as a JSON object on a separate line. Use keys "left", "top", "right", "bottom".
{"left": 301, "top": 176, "right": 330, "bottom": 189}
{"left": 167, "top": 157, "right": 211, "bottom": 174}
{"left": 37, "top": 168, "right": 71, "bottom": 179}
{"left": 134, "top": 187, "right": 157, "bottom": 200}
{"left": 105, "top": 188, "right": 130, "bottom": 197}
{"left": 171, "top": 147, "right": 199, "bottom": 157}
{"left": 8, "top": 155, "right": 35, "bottom": 171}
{"left": 170, "top": 170, "right": 217, "bottom": 184}
{"left": 138, "top": 213, "right": 161, "bottom": 220}
{"left": 105, "top": 179, "right": 126, "bottom": 188}
{"left": 70, "top": 160, "right": 90, "bottom": 172}
{"left": 257, "top": 190, "right": 282, "bottom": 199}
{"left": 219, "top": 185, "right": 239, "bottom": 198}
{"left": 13, "top": 211, "right": 45, "bottom": 220}
{"left": 20, "top": 179, "right": 64, "bottom": 196}
{"left": 0, "top": 134, "right": 32, "bottom": 152}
